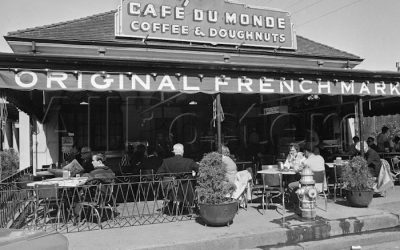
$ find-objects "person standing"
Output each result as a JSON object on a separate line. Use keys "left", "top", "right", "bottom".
{"left": 377, "top": 126, "right": 390, "bottom": 152}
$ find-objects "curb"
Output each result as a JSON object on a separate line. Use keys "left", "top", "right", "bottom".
{"left": 267, "top": 227, "right": 400, "bottom": 250}
{"left": 141, "top": 212, "right": 400, "bottom": 250}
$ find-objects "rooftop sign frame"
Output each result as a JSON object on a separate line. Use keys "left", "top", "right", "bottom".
{"left": 115, "top": 0, "right": 297, "bottom": 50}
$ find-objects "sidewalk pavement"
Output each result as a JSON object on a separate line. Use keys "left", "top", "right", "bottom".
{"left": 65, "top": 186, "right": 400, "bottom": 250}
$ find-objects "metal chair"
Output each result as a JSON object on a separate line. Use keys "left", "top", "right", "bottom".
{"left": 34, "top": 183, "right": 64, "bottom": 229}
{"left": 253, "top": 165, "right": 282, "bottom": 214}
{"left": 162, "top": 174, "right": 195, "bottom": 216}
{"left": 313, "top": 171, "right": 328, "bottom": 211}
{"left": 76, "top": 181, "right": 115, "bottom": 229}
{"left": 390, "top": 157, "right": 400, "bottom": 184}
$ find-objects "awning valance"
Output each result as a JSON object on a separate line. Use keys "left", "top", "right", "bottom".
{"left": 1, "top": 69, "right": 400, "bottom": 96}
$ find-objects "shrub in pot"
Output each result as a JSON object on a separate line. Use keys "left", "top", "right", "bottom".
{"left": 342, "top": 156, "right": 375, "bottom": 207}
{"left": 196, "top": 152, "right": 237, "bottom": 226}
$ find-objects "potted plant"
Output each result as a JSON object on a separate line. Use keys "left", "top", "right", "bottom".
{"left": 196, "top": 152, "right": 237, "bottom": 226}
{"left": 342, "top": 156, "right": 375, "bottom": 207}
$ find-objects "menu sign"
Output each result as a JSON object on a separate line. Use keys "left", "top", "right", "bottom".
{"left": 115, "top": 0, "right": 296, "bottom": 49}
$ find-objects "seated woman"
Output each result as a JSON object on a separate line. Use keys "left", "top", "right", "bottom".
{"left": 283, "top": 143, "right": 305, "bottom": 172}
{"left": 222, "top": 145, "right": 237, "bottom": 184}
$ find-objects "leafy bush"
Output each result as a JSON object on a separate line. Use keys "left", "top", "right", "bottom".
{"left": 342, "top": 156, "right": 375, "bottom": 191}
{"left": 196, "top": 152, "right": 236, "bottom": 204}
{"left": 0, "top": 148, "right": 20, "bottom": 180}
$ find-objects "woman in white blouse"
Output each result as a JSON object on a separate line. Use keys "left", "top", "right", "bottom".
{"left": 283, "top": 143, "right": 305, "bottom": 172}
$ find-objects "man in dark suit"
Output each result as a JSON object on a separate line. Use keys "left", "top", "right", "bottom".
{"left": 157, "top": 143, "right": 198, "bottom": 213}
{"left": 357, "top": 141, "right": 381, "bottom": 178}
{"left": 157, "top": 143, "right": 199, "bottom": 174}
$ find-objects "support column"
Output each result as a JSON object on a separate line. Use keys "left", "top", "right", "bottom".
{"left": 18, "top": 111, "right": 31, "bottom": 171}
{"left": 358, "top": 97, "right": 365, "bottom": 157}
{"left": 216, "top": 94, "right": 222, "bottom": 153}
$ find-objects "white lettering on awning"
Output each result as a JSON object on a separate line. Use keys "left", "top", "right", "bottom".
{"left": 15, "top": 71, "right": 38, "bottom": 88}
{"left": 47, "top": 72, "right": 67, "bottom": 89}
{"left": 132, "top": 75, "right": 150, "bottom": 90}
{"left": 183, "top": 76, "right": 199, "bottom": 91}
{"left": 238, "top": 78, "right": 253, "bottom": 92}
{"left": 341, "top": 81, "right": 354, "bottom": 94}
{"left": 158, "top": 75, "right": 176, "bottom": 90}
{"left": 215, "top": 76, "right": 230, "bottom": 91}
{"left": 91, "top": 74, "right": 113, "bottom": 89}
{"left": 280, "top": 80, "right": 293, "bottom": 93}
{"left": 299, "top": 80, "right": 312, "bottom": 93}
{"left": 374, "top": 82, "right": 386, "bottom": 95}
{"left": 259, "top": 78, "right": 274, "bottom": 93}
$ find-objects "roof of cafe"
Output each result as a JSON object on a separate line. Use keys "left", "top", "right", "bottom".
{"left": 4, "top": 10, "right": 362, "bottom": 62}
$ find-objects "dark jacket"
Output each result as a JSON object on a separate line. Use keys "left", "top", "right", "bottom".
{"left": 139, "top": 155, "right": 163, "bottom": 172}
{"left": 83, "top": 165, "right": 115, "bottom": 184}
{"left": 157, "top": 155, "right": 198, "bottom": 174}
{"left": 369, "top": 143, "right": 379, "bottom": 152}
{"left": 365, "top": 148, "right": 381, "bottom": 178}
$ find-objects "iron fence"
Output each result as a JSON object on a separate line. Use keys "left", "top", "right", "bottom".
{"left": 1, "top": 173, "right": 198, "bottom": 233}
{"left": 0, "top": 166, "right": 33, "bottom": 228}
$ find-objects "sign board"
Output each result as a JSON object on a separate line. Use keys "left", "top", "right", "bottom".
{"left": 263, "top": 105, "right": 288, "bottom": 115}
{"left": 61, "top": 136, "right": 74, "bottom": 153}
{"left": 115, "top": 0, "right": 296, "bottom": 49}
{"left": 1, "top": 70, "right": 400, "bottom": 96}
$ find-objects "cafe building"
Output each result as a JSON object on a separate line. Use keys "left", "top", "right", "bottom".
{"left": 1, "top": 0, "right": 400, "bottom": 171}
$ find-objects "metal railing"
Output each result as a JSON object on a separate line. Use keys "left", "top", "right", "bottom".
{"left": 0, "top": 166, "right": 33, "bottom": 228}
{"left": 1, "top": 173, "right": 197, "bottom": 233}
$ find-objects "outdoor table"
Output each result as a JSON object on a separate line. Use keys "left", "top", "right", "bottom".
{"left": 257, "top": 169, "right": 296, "bottom": 223}
{"left": 27, "top": 177, "right": 89, "bottom": 188}
{"left": 27, "top": 177, "right": 89, "bottom": 225}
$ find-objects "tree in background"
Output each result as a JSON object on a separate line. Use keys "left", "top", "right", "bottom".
{"left": 0, "top": 149, "right": 19, "bottom": 180}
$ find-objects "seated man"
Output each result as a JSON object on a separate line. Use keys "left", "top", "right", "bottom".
{"left": 57, "top": 146, "right": 94, "bottom": 177}
{"left": 82, "top": 153, "right": 115, "bottom": 184}
{"left": 367, "top": 137, "right": 379, "bottom": 152}
{"left": 356, "top": 141, "right": 381, "bottom": 178}
{"left": 157, "top": 143, "right": 199, "bottom": 175}
{"left": 157, "top": 143, "right": 199, "bottom": 210}
{"left": 288, "top": 144, "right": 325, "bottom": 209}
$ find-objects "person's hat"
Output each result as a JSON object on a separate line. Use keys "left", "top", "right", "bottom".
{"left": 81, "top": 146, "right": 91, "bottom": 154}
{"left": 172, "top": 143, "right": 184, "bottom": 155}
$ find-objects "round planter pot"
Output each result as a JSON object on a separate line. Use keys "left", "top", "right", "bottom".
{"left": 347, "top": 189, "right": 374, "bottom": 207}
{"left": 198, "top": 200, "right": 238, "bottom": 226}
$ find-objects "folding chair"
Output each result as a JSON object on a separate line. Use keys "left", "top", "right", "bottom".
{"left": 162, "top": 174, "right": 195, "bottom": 216}
{"left": 257, "top": 166, "right": 282, "bottom": 214}
{"left": 313, "top": 171, "right": 328, "bottom": 211}
{"left": 390, "top": 157, "right": 400, "bottom": 184}
{"left": 34, "top": 183, "right": 64, "bottom": 229}
{"left": 76, "top": 181, "right": 115, "bottom": 229}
